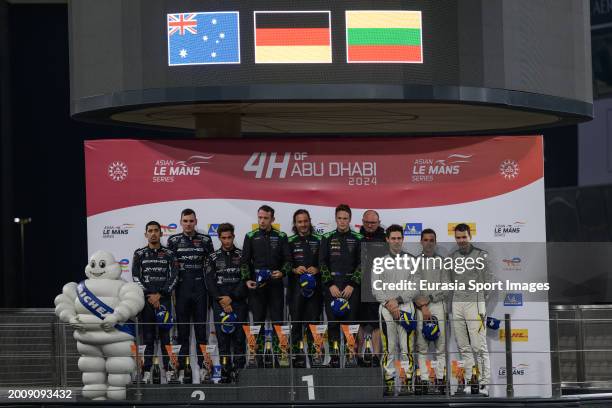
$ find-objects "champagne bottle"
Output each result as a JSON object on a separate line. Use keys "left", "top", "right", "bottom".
{"left": 221, "top": 356, "right": 230, "bottom": 383}
{"left": 333, "top": 340, "right": 340, "bottom": 362}
{"left": 152, "top": 356, "right": 161, "bottom": 385}
{"left": 440, "top": 366, "right": 448, "bottom": 394}
{"left": 264, "top": 341, "right": 274, "bottom": 368}
{"left": 296, "top": 340, "right": 305, "bottom": 368}
{"left": 183, "top": 356, "right": 192, "bottom": 384}
{"left": 363, "top": 338, "right": 373, "bottom": 367}
{"left": 470, "top": 366, "right": 480, "bottom": 395}
{"left": 414, "top": 367, "right": 423, "bottom": 395}
{"left": 329, "top": 340, "right": 340, "bottom": 368}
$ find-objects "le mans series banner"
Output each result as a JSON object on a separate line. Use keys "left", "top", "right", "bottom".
{"left": 85, "top": 136, "right": 550, "bottom": 397}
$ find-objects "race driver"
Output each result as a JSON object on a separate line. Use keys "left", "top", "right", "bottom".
{"left": 372, "top": 224, "right": 421, "bottom": 396}
{"left": 240, "top": 205, "right": 291, "bottom": 367}
{"left": 132, "top": 221, "right": 179, "bottom": 383}
{"left": 167, "top": 209, "right": 214, "bottom": 381}
{"left": 205, "top": 223, "right": 247, "bottom": 376}
{"left": 319, "top": 204, "right": 363, "bottom": 368}
{"left": 414, "top": 228, "right": 450, "bottom": 393}
{"left": 287, "top": 209, "right": 322, "bottom": 368}
{"left": 450, "top": 223, "right": 492, "bottom": 396}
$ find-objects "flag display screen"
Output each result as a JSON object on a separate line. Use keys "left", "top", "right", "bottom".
{"left": 72, "top": 0, "right": 459, "bottom": 90}
{"left": 167, "top": 9, "right": 421, "bottom": 66}
{"left": 69, "top": 0, "right": 593, "bottom": 125}
{"left": 254, "top": 11, "right": 332, "bottom": 63}
{"left": 167, "top": 12, "right": 241, "bottom": 66}
{"left": 345, "top": 11, "right": 422, "bottom": 63}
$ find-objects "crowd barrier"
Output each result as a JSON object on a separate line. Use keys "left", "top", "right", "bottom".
{"left": 0, "top": 306, "right": 611, "bottom": 404}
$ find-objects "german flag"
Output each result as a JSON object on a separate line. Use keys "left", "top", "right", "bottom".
{"left": 346, "top": 10, "right": 423, "bottom": 63}
{"left": 255, "top": 11, "right": 332, "bottom": 63}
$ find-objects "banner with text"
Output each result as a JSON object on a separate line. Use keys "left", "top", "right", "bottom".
{"left": 85, "top": 136, "right": 549, "bottom": 397}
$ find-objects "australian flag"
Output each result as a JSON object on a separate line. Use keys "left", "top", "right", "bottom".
{"left": 167, "top": 12, "right": 240, "bottom": 66}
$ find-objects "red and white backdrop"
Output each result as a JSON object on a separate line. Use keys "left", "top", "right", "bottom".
{"left": 85, "top": 136, "right": 550, "bottom": 397}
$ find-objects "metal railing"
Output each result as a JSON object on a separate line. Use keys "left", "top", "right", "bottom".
{"left": 549, "top": 305, "right": 612, "bottom": 393}
{"left": 0, "top": 306, "right": 611, "bottom": 401}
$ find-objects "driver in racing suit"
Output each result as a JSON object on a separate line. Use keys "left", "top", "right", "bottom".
{"left": 240, "top": 205, "right": 291, "bottom": 367}
{"left": 206, "top": 223, "right": 247, "bottom": 373}
{"left": 167, "top": 209, "right": 214, "bottom": 380}
{"left": 450, "top": 223, "right": 492, "bottom": 396}
{"left": 319, "top": 204, "right": 363, "bottom": 368}
{"left": 372, "top": 224, "right": 422, "bottom": 396}
{"left": 132, "top": 221, "right": 179, "bottom": 382}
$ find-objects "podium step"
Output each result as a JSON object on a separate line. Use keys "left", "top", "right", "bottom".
{"left": 127, "top": 367, "right": 383, "bottom": 402}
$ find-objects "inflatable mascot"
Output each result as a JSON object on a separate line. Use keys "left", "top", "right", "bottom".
{"left": 54, "top": 250, "right": 144, "bottom": 400}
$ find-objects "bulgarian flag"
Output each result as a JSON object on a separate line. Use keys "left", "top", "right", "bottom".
{"left": 255, "top": 11, "right": 332, "bottom": 63}
{"left": 346, "top": 10, "right": 422, "bottom": 63}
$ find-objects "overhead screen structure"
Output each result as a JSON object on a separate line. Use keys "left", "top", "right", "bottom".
{"left": 69, "top": 0, "right": 592, "bottom": 134}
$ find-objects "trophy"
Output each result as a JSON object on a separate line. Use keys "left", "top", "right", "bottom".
{"left": 164, "top": 344, "right": 182, "bottom": 384}
{"left": 199, "top": 344, "right": 215, "bottom": 383}
{"left": 398, "top": 360, "right": 413, "bottom": 395}
{"left": 130, "top": 343, "right": 146, "bottom": 384}
{"left": 454, "top": 361, "right": 466, "bottom": 396}
{"left": 428, "top": 364, "right": 439, "bottom": 395}
{"left": 341, "top": 324, "right": 360, "bottom": 368}
{"left": 309, "top": 324, "right": 327, "bottom": 367}
{"left": 274, "top": 325, "right": 291, "bottom": 368}
{"left": 243, "top": 325, "right": 261, "bottom": 368}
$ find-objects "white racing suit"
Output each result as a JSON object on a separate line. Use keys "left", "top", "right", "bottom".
{"left": 372, "top": 251, "right": 421, "bottom": 382}
{"left": 450, "top": 245, "right": 492, "bottom": 385}
{"left": 379, "top": 302, "right": 416, "bottom": 381}
{"left": 415, "top": 253, "right": 449, "bottom": 381}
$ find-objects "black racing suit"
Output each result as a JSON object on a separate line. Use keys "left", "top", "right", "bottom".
{"left": 132, "top": 245, "right": 179, "bottom": 371}
{"left": 359, "top": 226, "right": 387, "bottom": 329}
{"left": 205, "top": 246, "right": 247, "bottom": 369}
{"left": 319, "top": 229, "right": 363, "bottom": 346}
{"left": 287, "top": 232, "right": 322, "bottom": 354}
{"left": 167, "top": 232, "right": 214, "bottom": 368}
{"left": 240, "top": 228, "right": 291, "bottom": 355}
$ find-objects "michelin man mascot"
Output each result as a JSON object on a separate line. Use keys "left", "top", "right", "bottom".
{"left": 54, "top": 250, "right": 144, "bottom": 400}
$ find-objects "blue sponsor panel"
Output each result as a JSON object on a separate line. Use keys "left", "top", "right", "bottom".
{"left": 504, "top": 292, "right": 523, "bottom": 306}
{"left": 208, "top": 223, "right": 220, "bottom": 236}
{"left": 403, "top": 223, "right": 422, "bottom": 236}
